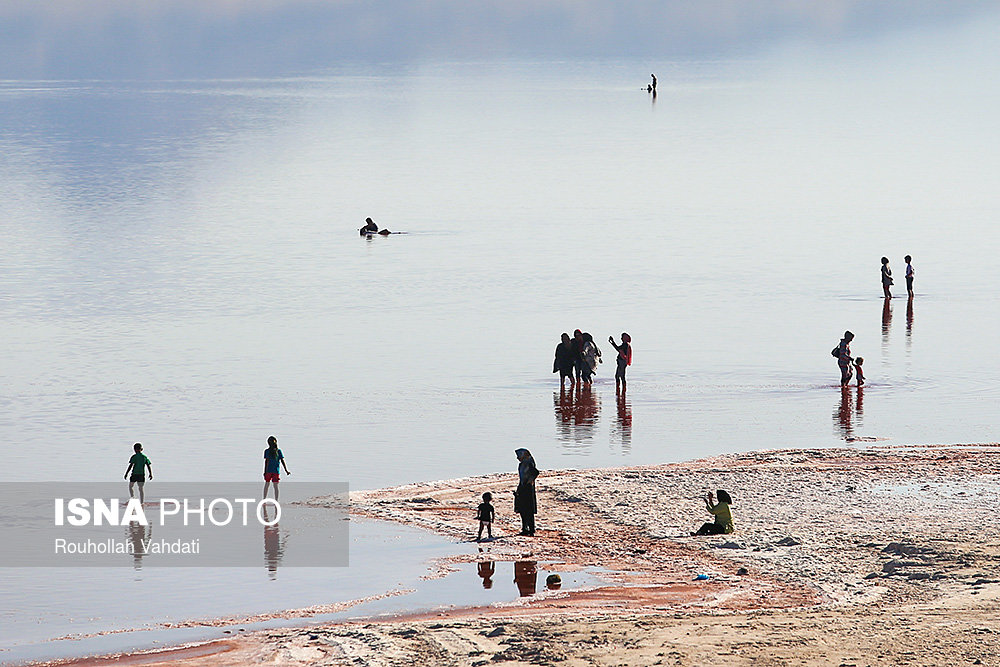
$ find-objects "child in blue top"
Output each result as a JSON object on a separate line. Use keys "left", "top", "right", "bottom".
{"left": 263, "top": 435, "right": 291, "bottom": 501}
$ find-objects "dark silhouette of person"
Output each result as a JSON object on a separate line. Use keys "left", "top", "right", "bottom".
{"left": 650, "top": 74, "right": 657, "bottom": 91}
{"left": 514, "top": 448, "right": 539, "bottom": 536}
{"left": 553, "top": 333, "right": 575, "bottom": 389}
{"left": 360, "top": 217, "right": 379, "bottom": 236}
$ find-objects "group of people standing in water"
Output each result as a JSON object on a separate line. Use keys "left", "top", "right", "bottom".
{"left": 835, "top": 255, "right": 917, "bottom": 386}
{"left": 553, "top": 329, "right": 632, "bottom": 393}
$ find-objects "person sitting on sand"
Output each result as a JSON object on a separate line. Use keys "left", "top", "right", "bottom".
{"left": 695, "top": 490, "right": 734, "bottom": 535}
{"left": 854, "top": 356, "right": 865, "bottom": 387}
{"left": 476, "top": 492, "right": 495, "bottom": 542}
{"left": 360, "top": 217, "right": 379, "bottom": 235}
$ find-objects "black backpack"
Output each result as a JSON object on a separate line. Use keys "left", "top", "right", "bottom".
{"left": 831, "top": 344, "right": 841, "bottom": 358}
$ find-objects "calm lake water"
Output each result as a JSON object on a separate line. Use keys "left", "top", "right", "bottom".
{"left": 2, "top": 13, "right": 999, "bottom": 656}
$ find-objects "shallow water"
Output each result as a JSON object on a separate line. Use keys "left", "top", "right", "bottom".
{"left": 2, "top": 13, "right": 1000, "bottom": 653}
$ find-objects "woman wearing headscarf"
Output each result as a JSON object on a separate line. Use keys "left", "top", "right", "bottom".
{"left": 514, "top": 448, "right": 539, "bottom": 536}
{"left": 580, "top": 333, "right": 601, "bottom": 387}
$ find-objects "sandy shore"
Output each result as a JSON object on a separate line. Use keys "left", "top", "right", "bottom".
{"left": 48, "top": 444, "right": 1000, "bottom": 666}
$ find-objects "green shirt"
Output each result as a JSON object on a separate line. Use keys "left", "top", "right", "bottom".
{"left": 129, "top": 453, "right": 150, "bottom": 476}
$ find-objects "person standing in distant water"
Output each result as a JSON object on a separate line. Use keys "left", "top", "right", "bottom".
{"left": 580, "top": 333, "right": 601, "bottom": 387}
{"left": 359, "top": 217, "right": 378, "bottom": 236}
{"left": 124, "top": 443, "right": 152, "bottom": 504}
{"left": 609, "top": 332, "right": 632, "bottom": 395}
{"left": 904, "top": 255, "right": 915, "bottom": 298}
{"left": 263, "top": 435, "right": 290, "bottom": 501}
{"left": 514, "top": 448, "right": 539, "bottom": 536}
{"left": 553, "top": 333, "right": 576, "bottom": 389}
{"left": 881, "top": 256, "right": 893, "bottom": 298}
{"left": 571, "top": 330, "right": 585, "bottom": 384}
{"left": 837, "top": 331, "right": 855, "bottom": 387}
{"left": 650, "top": 74, "right": 657, "bottom": 92}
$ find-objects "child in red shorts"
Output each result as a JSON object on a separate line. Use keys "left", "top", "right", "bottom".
{"left": 263, "top": 435, "right": 290, "bottom": 500}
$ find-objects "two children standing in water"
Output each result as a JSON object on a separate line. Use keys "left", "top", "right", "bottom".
{"left": 881, "top": 255, "right": 915, "bottom": 299}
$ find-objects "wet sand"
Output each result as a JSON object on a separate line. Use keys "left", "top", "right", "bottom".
{"left": 44, "top": 445, "right": 1000, "bottom": 666}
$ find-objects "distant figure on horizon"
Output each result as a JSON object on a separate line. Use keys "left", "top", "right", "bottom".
{"left": 514, "top": 448, "right": 539, "bottom": 536}
{"left": 905, "top": 255, "right": 915, "bottom": 298}
{"left": 837, "top": 330, "right": 855, "bottom": 387}
{"left": 650, "top": 73, "right": 657, "bottom": 92}
{"left": 359, "top": 217, "right": 378, "bottom": 236}
{"left": 124, "top": 442, "right": 152, "bottom": 504}
{"left": 553, "top": 333, "right": 576, "bottom": 389}
{"left": 476, "top": 492, "right": 495, "bottom": 542}
{"left": 609, "top": 333, "right": 632, "bottom": 394}
{"left": 263, "top": 435, "right": 290, "bottom": 501}
{"left": 881, "top": 256, "right": 893, "bottom": 298}
{"left": 854, "top": 356, "right": 866, "bottom": 387}
{"left": 694, "top": 490, "right": 734, "bottom": 535}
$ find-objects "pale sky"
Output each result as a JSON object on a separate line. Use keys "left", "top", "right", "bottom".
{"left": 1, "top": 1, "right": 998, "bottom": 78}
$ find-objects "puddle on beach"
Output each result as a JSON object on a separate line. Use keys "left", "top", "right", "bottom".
{"left": 0, "top": 520, "right": 610, "bottom": 666}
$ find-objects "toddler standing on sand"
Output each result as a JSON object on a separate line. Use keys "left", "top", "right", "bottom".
{"left": 476, "top": 492, "right": 496, "bottom": 542}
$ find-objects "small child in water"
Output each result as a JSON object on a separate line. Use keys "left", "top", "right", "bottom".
{"left": 854, "top": 357, "right": 865, "bottom": 386}
{"left": 476, "top": 492, "right": 496, "bottom": 542}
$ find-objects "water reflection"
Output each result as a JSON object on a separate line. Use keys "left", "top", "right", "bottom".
{"left": 881, "top": 298, "right": 893, "bottom": 355}
{"left": 513, "top": 560, "right": 537, "bottom": 597}
{"left": 834, "top": 386, "right": 865, "bottom": 441}
{"left": 553, "top": 386, "right": 601, "bottom": 449}
{"left": 262, "top": 504, "right": 284, "bottom": 579}
{"left": 126, "top": 521, "right": 151, "bottom": 570}
{"left": 613, "top": 394, "right": 632, "bottom": 452}
{"left": 905, "top": 296, "right": 914, "bottom": 352}
{"left": 477, "top": 560, "right": 495, "bottom": 589}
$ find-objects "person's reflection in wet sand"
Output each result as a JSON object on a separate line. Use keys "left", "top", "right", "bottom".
{"left": 126, "top": 520, "right": 151, "bottom": 570}
{"left": 262, "top": 504, "right": 284, "bottom": 579}
{"left": 478, "top": 560, "right": 495, "bottom": 589}
{"left": 513, "top": 560, "right": 537, "bottom": 597}
{"left": 881, "top": 297, "right": 893, "bottom": 353}
{"left": 614, "top": 393, "right": 632, "bottom": 452}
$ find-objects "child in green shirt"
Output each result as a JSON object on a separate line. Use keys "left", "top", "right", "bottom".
{"left": 124, "top": 442, "right": 153, "bottom": 503}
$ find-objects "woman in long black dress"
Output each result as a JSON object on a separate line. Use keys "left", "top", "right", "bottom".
{"left": 514, "top": 448, "right": 539, "bottom": 536}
